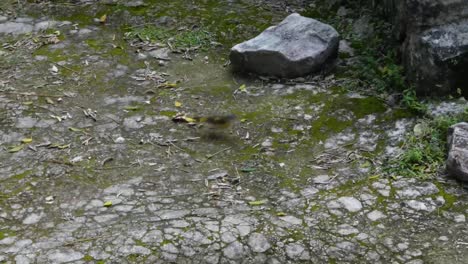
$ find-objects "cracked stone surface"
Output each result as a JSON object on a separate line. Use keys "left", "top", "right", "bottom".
{"left": 1, "top": 1, "right": 468, "bottom": 263}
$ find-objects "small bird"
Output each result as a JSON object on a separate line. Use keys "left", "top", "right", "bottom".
{"left": 194, "top": 114, "right": 237, "bottom": 129}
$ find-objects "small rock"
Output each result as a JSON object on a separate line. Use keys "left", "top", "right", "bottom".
{"left": 22, "top": 213, "right": 43, "bottom": 225}
{"left": 115, "top": 136, "right": 125, "bottom": 143}
{"left": 149, "top": 48, "right": 171, "bottom": 61}
{"left": 285, "top": 243, "right": 305, "bottom": 259}
{"left": 15, "top": 255, "right": 31, "bottom": 264}
{"left": 367, "top": 210, "right": 385, "bottom": 221}
{"left": 337, "top": 197, "right": 363, "bottom": 212}
{"left": 119, "top": 245, "right": 151, "bottom": 255}
{"left": 337, "top": 224, "right": 359, "bottom": 236}
{"left": 48, "top": 249, "right": 84, "bottom": 263}
{"left": 223, "top": 241, "right": 244, "bottom": 260}
{"left": 221, "top": 231, "right": 237, "bottom": 243}
{"left": 137, "top": 52, "right": 148, "bottom": 60}
{"left": 446, "top": 122, "right": 468, "bottom": 181}
{"left": 406, "top": 259, "right": 424, "bottom": 264}
{"left": 34, "top": 55, "right": 48, "bottom": 61}
{"left": 248, "top": 233, "right": 271, "bottom": 253}
{"left": 397, "top": 242, "right": 409, "bottom": 251}
{"left": 161, "top": 243, "right": 179, "bottom": 254}
{"left": 454, "top": 214, "right": 466, "bottom": 223}
{"left": 93, "top": 214, "right": 118, "bottom": 223}
{"left": 438, "top": 236, "right": 449, "bottom": 241}
{"left": 261, "top": 138, "right": 273, "bottom": 147}
{"left": 339, "top": 40, "right": 354, "bottom": 56}
{"left": 397, "top": 188, "right": 421, "bottom": 198}
{"left": 0, "top": 22, "right": 33, "bottom": 34}
{"left": 34, "top": 20, "right": 58, "bottom": 31}
{"left": 78, "top": 28, "right": 92, "bottom": 35}
{"left": 123, "top": 0, "right": 145, "bottom": 7}
{"left": 406, "top": 200, "right": 434, "bottom": 212}
{"left": 279, "top": 215, "right": 302, "bottom": 225}
{"left": 313, "top": 175, "right": 330, "bottom": 184}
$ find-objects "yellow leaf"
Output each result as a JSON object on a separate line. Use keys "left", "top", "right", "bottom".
{"left": 184, "top": 116, "right": 196, "bottom": 123}
{"left": 276, "top": 212, "right": 286, "bottom": 216}
{"left": 103, "top": 201, "right": 112, "bottom": 207}
{"left": 248, "top": 200, "right": 266, "bottom": 206}
{"left": 50, "top": 115, "right": 62, "bottom": 122}
{"left": 124, "top": 105, "right": 140, "bottom": 111}
{"left": 158, "top": 82, "right": 177, "bottom": 88}
{"left": 99, "top": 14, "right": 107, "bottom": 23}
{"left": 239, "top": 84, "right": 247, "bottom": 92}
{"left": 8, "top": 145, "right": 24, "bottom": 153}
{"left": 57, "top": 144, "right": 71, "bottom": 149}
{"left": 175, "top": 101, "right": 182, "bottom": 107}
{"left": 45, "top": 97, "right": 55, "bottom": 105}
{"left": 23, "top": 101, "right": 33, "bottom": 105}
{"left": 21, "top": 138, "right": 33, "bottom": 144}
{"left": 50, "top": 143, "right": 71, "bottom": 149}
{"left": 68, "top": 127, "right": 83, "bottom": 132}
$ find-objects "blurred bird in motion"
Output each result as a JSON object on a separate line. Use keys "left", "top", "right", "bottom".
{"left": 193, "top": 114, "right": 237, "bottom": 130}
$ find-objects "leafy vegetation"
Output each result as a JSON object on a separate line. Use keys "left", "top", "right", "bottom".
{"left": 305, "top": 0, "right": 467, "bottom": 179}
{"left": 385, "top": 109, "right": 468, "bottom": 179}
{"left": 304, "top": 1, "right": 417, "bottom": 110}
{"left": 125, "top": 26, "right": 215, "bottom": 50}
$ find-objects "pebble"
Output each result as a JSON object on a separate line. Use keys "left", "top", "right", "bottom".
{"left": 337, "top": 224, "right": 359, "bottom": 235}
{"left": 223, "top": 241, "right": 244, "bottom": 260}
{"left": 248, "top": 233, "right": 271, "bottom": 253}
{"left": 367, "top": 210, "right": 385, "bottom": 221}
{"left": 454, "top": 214, "right": 466, "bottom": 223}
{"left": 279, "top": 215, "right": 303, "bottom": 225}
{"left": 285, "top": 243, "right": 305, "bottom": 259}
{"left": 22, "top": 213, "right": 43, "bottom": 225}
{"left": 406, "top": 200, "right": 433, "bottom": 212}
{"left": 337, "top": 197, "right": 363, "bottom": 212}
{"left": 47, "top": 249, "right": 84, "bottom": 263}
{"left": 0, "top": 22, "right": 33, "bottom": 34}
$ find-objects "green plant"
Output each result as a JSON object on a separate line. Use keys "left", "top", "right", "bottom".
{"left": 402, "top": 89, "right": 428, "bottom": 114}
{"left": 125, "top": 26, "right": 215, "bottom": 50}
{"left": 386, "top": 108, "right": 468, "bottom": 178}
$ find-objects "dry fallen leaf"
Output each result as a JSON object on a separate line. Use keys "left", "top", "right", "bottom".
{"left": 248, "top": 200, "right": 266, "bottom": 206}
{"left": 8, "top": 145, "right": 24, "bottom": 153}
{"left": 21, "top": 138, "right": 33, "bottom": 144}
{"left": 124, "top": 105, "right": 140, "bottom": 111}
{"left": 99, "top": 14, "right": 107, "bottom": 23}
{"left": 174, "top": 101, "right": 182, "bottom": 107}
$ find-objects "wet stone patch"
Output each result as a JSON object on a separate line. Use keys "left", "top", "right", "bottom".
{"left": 1, "top": 0, "right": 468, "bottom": 263}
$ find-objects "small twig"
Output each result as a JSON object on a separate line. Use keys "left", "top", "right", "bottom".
{"left": 54, "top": 63, "right": 80, "bottom": 74}
{"left": 168, "top": 141, "right": 185, "bottom": 153}
{"left": 206, "top": 147, "right": 232, "bottom": 160}
{"left": 45, "top": 159, "right": 74, "bottom": 166}
{"left": 94, "top": 166, "right": 134, "bottom": 170}
{"left": 2, "top": 91, "right": 64, "bottom": 98}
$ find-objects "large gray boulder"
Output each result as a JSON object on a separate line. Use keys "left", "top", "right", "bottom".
{"left": 380, "top": 0, "right": 468, "bottom": 96}
{"left": 446, "top": 122, "right": 468, "bottom": 182}
{"left": 230, "top": 13, "right": 339, "bottom": 78}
